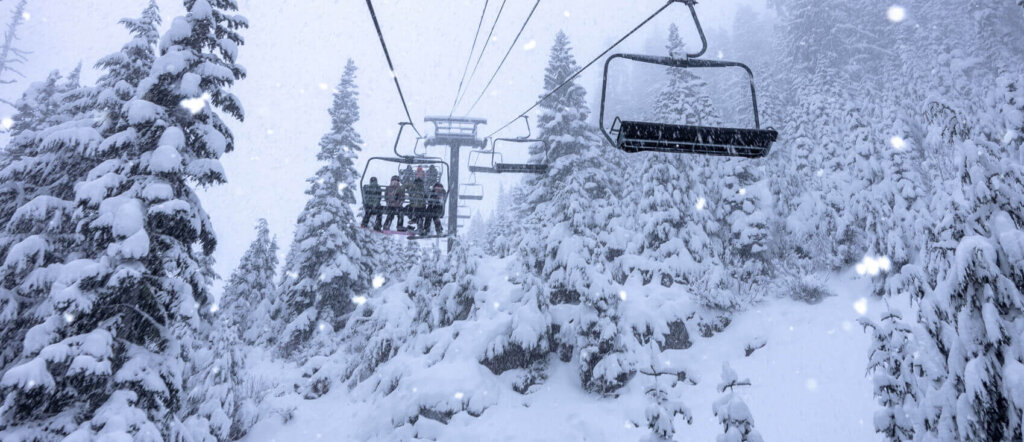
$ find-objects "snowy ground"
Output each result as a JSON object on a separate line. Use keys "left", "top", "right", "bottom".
{"left": 244, "top": 256, "right": 890, "bottom": 442}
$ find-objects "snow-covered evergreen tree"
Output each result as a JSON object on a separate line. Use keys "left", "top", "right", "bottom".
{"left": 641, "top": 369, "right": 692, "bottom": 441}
{"left": 0, "top": 0, "right": 247, "bottom": 438}
{"left": 408, "top": 241, "right": 479, "bottom": 330}
{"left": 616, "top": 24, "right": 715, "bottom": 289}
{"left": 276, "top": 59, "right": 371, "bottom": 358}
{"left": 713, "top": 362, "right": 763, "bottom": 442}
{"left": 183, "top": 314, "right": 258, "bottom": 441}
{"left": 504, "top": 31, "right": 633, "bottom": 394}
{"left": 860, "top": 309, "right": 919, "bottom": 441}
{"left": 222, "top": 218, "right": 279, "bottom": 345}
{"left": 0, "top": 0, "right": 29, "bottom": 107}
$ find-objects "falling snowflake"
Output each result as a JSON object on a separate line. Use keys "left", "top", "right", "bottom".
{"left": 63, "top": 312, "right": 74, "bottom": 323}
{"left": 696, "top": 197, "right": 706, "bottom": 211}
{"left": 816, "top": 169, "right": 824, "bottom": 177}
{"left": 352, "top": 295, "right": 367, "bottom": 305}
{"left": 454, "top": 392, "right": 464, "bottom": 399}
{"left": 372, "top": 275, "right": 386, "bottom": 289}
{"left": 27, "top": 380, "right": 35, "bottom": 388}
{"left": 286, "top": 271, "right": 298, "bottom": 279}
{"left": 21, "top": 11, "right": 29, "bottom": 21}
{"left": 493, "top": 302, "right": 500, "bottom": 309}
{"left": 180, "top": 93, "right": 211, "bottom": 114}
{"left": 210, "top": 304, "right": 219, "bottom": 313}
{"left": 1, "top": 117, "right": 13, "bottom": 130}
{"left": 523, "top": 40, "right": 537, "bottom": 51}
{"left": 624, "top": 421, "right": 633, "bottom": 429}
{"left": 563, "top": 10, "right": 571, "bottom": 17}
{"left": 805, "top": 378, "right": 819, "bottom": 391}
{"left": 318, "top": 83, "right": 329, "bottom": 90}
{"left": 717, "top": 50, "right": 724, "bottom": 59}
{"left": 855, "top": 255, "right": 891, "bottom": 276}
{"left": 618, "top": 290, "right": 627, "bottom": 301}
{"left": 212, "top": 366, "right": 220, "bottom": 375}
{"left": 337, "top": 183, "right": 348, "bottom": 193}
{"left": 887, "top": 5, "right": 906, "bottom": 22}
{"left": 853, "top": 298, "right": 868, "bottom": 315}
{"left": 889, "top": 136, "right": 906, "bottom": 149}
{"left": 266, "top": 129, "right": 275, "bottom": 135}
{"left": 738, "top": 188, "right": 747, "bottom": 195}
{"left": 318, "top": 322, "right": 326, "bottom": 331}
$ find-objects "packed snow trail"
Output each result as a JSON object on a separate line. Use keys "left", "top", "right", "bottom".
{"left": 243, "top": 255, "right": 886, "bottom": 442}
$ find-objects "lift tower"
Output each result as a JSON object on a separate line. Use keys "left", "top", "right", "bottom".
{"left": 423, "top": 116, "right": 487, "bottom": 251}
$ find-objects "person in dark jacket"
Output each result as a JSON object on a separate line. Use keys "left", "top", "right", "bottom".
{"left": 422, "top": 182, "right": 445, "bottom": 235}
{"left": 360, "top": 177, "right": 383, "bottom": 230}
{"left": 426, "top": 165, "right": 440, "bottom": 187}
{"left": 406, "top": 177, "right": 427, "bottom": 232}
{"left": 382, "top": 175, "right": 405, "bottom": 231}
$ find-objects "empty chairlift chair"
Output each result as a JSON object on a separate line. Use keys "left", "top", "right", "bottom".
{"left": 468, "top": 148, "right": 499, "bottom": 174}
{"left": 598, "top": 0, "right": 777, "bottom": 158}
{"left": 459, "top": 182, "right": 484, "bottom": 201}
{"left": 492, "top": 138, "right": 549, "bottom": 174}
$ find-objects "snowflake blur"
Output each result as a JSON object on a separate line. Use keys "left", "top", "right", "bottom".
{"left": 855, "top": 255, "right": 891, "bottom": 276}
{"left": 887, "top": 5, "right": 906, "bottom": 22}
{"left": 180, "top": 92, "right": 211, "bottom": 114}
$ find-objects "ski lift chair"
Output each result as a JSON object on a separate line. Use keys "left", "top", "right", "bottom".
{"left": 459, "top": 183, "right": 484, "bottom": 201}
{"left": 458, "top": 173, "right": 484, "bottom": 201}
{"left": 468, "top": 148, "right": 500, "bottom": 174}
{"left": 598, "top": 0, "right": 777, "bottom": 158}
{"left": 489, "top": 117, "right": 550, "bottom": 174}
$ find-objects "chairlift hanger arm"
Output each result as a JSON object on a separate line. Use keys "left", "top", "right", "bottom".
{"left": 486, "top": 0, "right": 698, "bottom": 139}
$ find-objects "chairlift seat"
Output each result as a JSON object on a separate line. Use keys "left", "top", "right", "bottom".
{"left": 459, "top": 194, "right": 484, "bottom": 201}
{"left": 457, "top": 214, "right": 471, "bottom": 220}
{"left": 494, "top": 163, "right": 549, "bottom": 174}
{"left": 468, "top": 165, "right": 497, "bottom": 174}
{"left": 612, "top": 120, "right": 776, "bottom": 158}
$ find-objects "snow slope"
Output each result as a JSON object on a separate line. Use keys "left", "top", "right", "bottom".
{"left": 244, "top": 256, "right": 887, "bottom": 442}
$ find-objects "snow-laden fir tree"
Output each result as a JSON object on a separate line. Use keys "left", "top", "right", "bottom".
{"left": 502, "top": 31, "right": 633, "bottom": 394}
{"left": 859, "top": 308, "right": 919, "bottom": 441}
{"left": 914, "top": 141, "right": 1024, "bottom": 442}
{"left": 0, "top": 0, "right": 29, "bottom": 106}
{"left": 222, "top": 218, "right": 279, "bottom": 346}
{"left": 0, "top": 0, "right": 247, "bottom": 438}
{"left": 713, "top": 362, "right": 763, "bottom": 442}
{"left": 408, "top": 241, "right": 479, "bottom": 330}
{"left": 640, "top": 368, "right": 692, "bottom": 442}
{"left": 0, "top": 3, "right": 161, "bottom": 379}
{"left": 182, "top": 313, "right": 258, "bottom": 441}
{"left": 615, "top": 24, "right": 715, "bottom": 290}
{"left": 276, "top": 59, "right": 371, "bottom": 359}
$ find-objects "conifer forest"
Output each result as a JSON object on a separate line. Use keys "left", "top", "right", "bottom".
{"left": 0, "top": 0, "right": 1023, "bottom": 440}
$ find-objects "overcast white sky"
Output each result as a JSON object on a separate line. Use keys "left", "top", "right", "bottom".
{"left": 5, "top": 0, "right": 766, "bottom": 287}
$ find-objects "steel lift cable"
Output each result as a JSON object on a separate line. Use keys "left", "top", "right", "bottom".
{"left": 455, "top": 0, "right": 509, "bottom": 110}
{"left": 487, "top": 0, "right": 679, "bottom": 139}
{"left": 450, "top": 0, "right": 491, "bottom": 116}
{"left": 463, "top": 0, "right": 541, "bottom": 115}
{"left": 364, "top": 0, "right": 422, "bottom": 136}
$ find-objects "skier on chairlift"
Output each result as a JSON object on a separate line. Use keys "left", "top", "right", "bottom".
{"left": 360, "top": 177, "right": 383, "bottom": 231}
{"left": 415, "top": 166, "right": 426, "bottom": 188}
{"left": 422, "top": 182, "right": 445, "bottom": 235}
{"left": 406, "top": 176, "right": 427, "bottom": 231}
{"left": 426, "top": 165, "right": 439, "bottom": 186}
{"left": 382, "top": 175, "right": 406, "bottom": 231}
{"left": 400, "top": 165, "right": 414, "bottom": 189}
